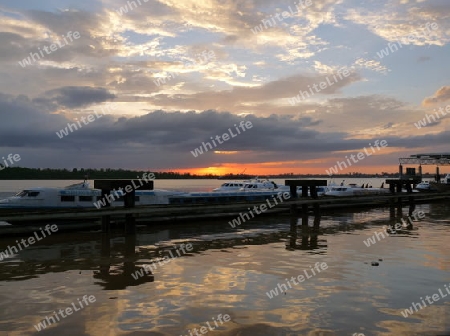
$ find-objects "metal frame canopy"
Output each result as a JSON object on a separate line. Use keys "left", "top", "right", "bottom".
{"left": 399, "top": 153, "right": 450, "bottom": 165}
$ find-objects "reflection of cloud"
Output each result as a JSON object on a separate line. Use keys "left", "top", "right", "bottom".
{"left": 422, "top": 86, "right": 450, "bottom": 106}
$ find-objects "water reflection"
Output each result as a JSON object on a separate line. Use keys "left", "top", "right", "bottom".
{"left": 287, "top": 211, "right": 324, "bottom": 251}
{"left": 93, "top": 233, "right": 154, "bottom": 290}
{"left": 0, "top": 203, "right": 449, "bottom": 335}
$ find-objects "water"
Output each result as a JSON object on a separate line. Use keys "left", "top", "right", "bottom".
{"left": 0, "top": 180, "right": 449, "bottom": 335}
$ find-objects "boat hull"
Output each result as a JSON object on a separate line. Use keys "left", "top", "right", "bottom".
{"left": 429, "top": 182, "right": 450, "bottom": 192}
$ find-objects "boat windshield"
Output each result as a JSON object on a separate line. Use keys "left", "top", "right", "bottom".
{"left": 14, "top": 190, "right": 40, "bottom": 197}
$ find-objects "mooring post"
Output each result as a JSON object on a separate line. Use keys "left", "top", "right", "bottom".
{"left": 100, "top": 232, "right": 111, "bottom": 276}
{"left": 288, "top": 216, "right": 298, "bottom": 249}
{"left": 397, "top": 197, "right": 403, "bottom": 217}
{"left": 290, "top": 203, "right": 297, "bottom": 216}
{"left": 124, "top": 232, "right": 136, "bottom": 276}
{"left": 302, "top": 186, "right": 308, "bottom": 198}
{"left": 124, "top": 189, "right": 136, "bottom": 234}
{"left": 289, "top": 185, "right": 297, "bottom": 199}
{"left": 408, "top": 200, "right": 415, "bottom": 216}
{"left": 405, "top": 182, "right": 412, "bottom": 193}
{"left": 100, "top": 188, "right": 111, "bottom": 233}
{"left": 313, "top": 203, "right": 320, "bottom": 217}
{"left": 310, "top": 185, "right": 318, "bottom": 199}
{"left": 301, "top": 213, "right": 309, "bottom": 249}
{"left": 389, "top": 201, "right": 395, "bottom": 219}
{"left": 389, "top": 183, "right": 395, "bottom": 194}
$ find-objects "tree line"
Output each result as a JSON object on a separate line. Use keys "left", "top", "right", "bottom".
{"left": 0, "top": 167, "right": 217, "bottom": 180}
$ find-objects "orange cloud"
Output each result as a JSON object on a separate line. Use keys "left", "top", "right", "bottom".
{"left": 422, "top": 86, "right": 450, "bottom": 106}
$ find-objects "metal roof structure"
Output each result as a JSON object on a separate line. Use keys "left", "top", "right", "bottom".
{"left": 399, "top": 153, "right": 450, "bottom": 165}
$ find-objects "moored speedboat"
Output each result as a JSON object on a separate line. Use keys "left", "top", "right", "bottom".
{"left": 429, "top": 173, "right": 450, "bottom": 192}
{"left": 325, "top": 183, "right": 389, "bottom": 197}
{"left": 415, "top": 181, "right": 436, "bottom": 192}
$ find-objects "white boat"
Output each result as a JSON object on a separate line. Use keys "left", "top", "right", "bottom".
{"left": 239, "top": 179, "right": 284, "bottom": 191}
{"left": 214, "top": 178, "right": 293, "bottom": 192}
{"left": 212, "top": 181, "right": 247, "bottom": 192}
{"left": 325, "top": 183, "right": 389, "bottom": 197}
{"left": 0, "top": 181, "right": 185, "bottom": 209}
{"left": 430, "top": 173, "right": 450, "bottom": 192}
{"left": 415, "top": 181, "right": 435, "bottom": 192}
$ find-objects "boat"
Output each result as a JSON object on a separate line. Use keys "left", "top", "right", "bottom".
{"left": 214, "top": 178, "right": 294, "bottom": 192}
{"left": 0, "top": 181, "right": 185, "bottom": 209}
{"left": 212, "top": 181, "right": 248, "bottom": 192}
{"left": 239, "top": 178, "right": 286, "bottom": 191}
{"left": 429, "top": 173, "right": 450, "bottom": 192}
{"left": 325, "top": 183, "right": 390, "bottom": 197}
{"left": 414, "top": 181, "right": 436, "bottom": 192}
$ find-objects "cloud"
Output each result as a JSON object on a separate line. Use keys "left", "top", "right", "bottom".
{"left": 35, "top": 86, "right": 116, "bottom": 109}
{"left": 422, "top": 86, "right": 450, "bottom": 106}
{"left": 0, "top": 90, "right": 449, "bottom": 171}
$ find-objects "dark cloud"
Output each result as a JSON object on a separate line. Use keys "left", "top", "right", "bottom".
{"left": 35, "top": 86, "right": 116, "bottom": 109}
{"left": 0, "top": 91, "right": 449, "bottom": 170}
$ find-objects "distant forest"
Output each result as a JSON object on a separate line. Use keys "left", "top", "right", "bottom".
{"left": 0, "top": 167, "right": 434, "bottom": 180}
{"left": 0, "top": 167, "right": 216, "bottom": 180}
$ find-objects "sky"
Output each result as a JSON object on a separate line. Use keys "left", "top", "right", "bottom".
{"left": 0, "top": 0, "right": 449, "bottom": 176}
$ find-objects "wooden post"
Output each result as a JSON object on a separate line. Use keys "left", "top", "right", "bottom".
{"left": 310, "top": 185, "right": 318, "bottom": 199}
{"left": 124, "top": 190, "right": 136, "bottom": 234}
{"left": 290, "top": 204, "right": 297, "bottom": 215}
{"left": 389, "top": 183, "right": 395, "bottom": 194}
{"left": 123, "top": 232, "right": 136, "bottom": 276}
{"left": 288, "top": 216, "right": 298, "bottom": 249}
{"left": 302, "top": 186, "right": 308, "bottom": 198}
{"left": 101, "top": 188, "right": 111, "bottom": 233}
{"left": 290, "top": 185, "right": 297, "bottom": 199}
{"left": 405, "top": 182, "right": 412, "bottom": 193}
